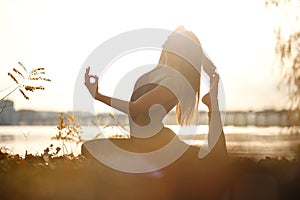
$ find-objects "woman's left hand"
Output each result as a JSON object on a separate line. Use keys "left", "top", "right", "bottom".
{"left": 84, "top": 67, "right": 99, "bottom": 98}
{"left": 210, "top": 72, "right": 219, "bottom": 99}
{"left": 203, "top": 55, "right": 216, "bottom": 77}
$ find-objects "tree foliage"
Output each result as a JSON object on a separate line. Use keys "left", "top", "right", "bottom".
{"left": 265, "top": 0, "right": 300, "bottom": 129}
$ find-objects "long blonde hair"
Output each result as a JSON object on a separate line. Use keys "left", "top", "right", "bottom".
{"left": 159, "top": 27, "right": 203, "bottom": 125}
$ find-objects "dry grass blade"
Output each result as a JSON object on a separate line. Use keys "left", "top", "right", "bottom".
{"left": 5, "top": 62, "right": 51, "bottom": 100}
{"left": 35, "top": 86, "right": 45, "bottom": 90}
{"left": 52, "top": 113, "right": 84, "bottom": 155}
{"left": 24, "top": 86, "right": 34, "bottom": 92}
{"left": 18, "top": 61, "right": 27, "bottom": 72}
{"left": 109, "top": 113, "right": 115, "bottom": 120}
{"left": 19, "top": 89, "right": 29, "bottom": 100}
{"left": 13, "top": 68, "right": 24, "bottom": 78}
{"left": 42, "top": 78, "right": 51, "bottom": 82}
{"left": 93, "top": 133, "right": 102, "bottom": 139}
{"left": 7, "top": 73, "right": 18, "bottom": 84}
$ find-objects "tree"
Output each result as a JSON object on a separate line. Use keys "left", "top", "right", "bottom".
{"left": 265, "top": 0, "right": 300, "bottom": 131}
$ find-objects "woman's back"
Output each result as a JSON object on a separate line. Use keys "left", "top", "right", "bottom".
{"left": 129, "top": 68, "right": 177, "bottom": 128}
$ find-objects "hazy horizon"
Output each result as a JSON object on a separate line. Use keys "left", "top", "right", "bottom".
{"left": 0, "top": 0, "right": 288, "bottom": 113}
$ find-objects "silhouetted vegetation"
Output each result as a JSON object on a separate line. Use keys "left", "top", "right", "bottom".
{"left": 51, "top": 113, "right": 85, "bottom": 154}
{"left": 0, "top": 147, "right": 300, "bottom": 200}
{"left": 0, "top": 62, "right": 51, "bottom": 115}
{"left": 265, "top": 0, "right": 300, "bottom": 133}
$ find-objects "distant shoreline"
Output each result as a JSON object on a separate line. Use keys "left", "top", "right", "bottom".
{"left": 1, "top": 108, "right": 299, "bottom": 127}
{"left": 0, "top": 125, "right": 299, "bottom": 160}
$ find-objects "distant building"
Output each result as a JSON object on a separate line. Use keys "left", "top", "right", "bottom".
{"left": 0, "top": 100, "right": 18, "bottom": 125}
{"left": 18, "top": 110, "right": 40, "bottom": 125}
{"left": 0, "top": 100, "right": 298, "bottom": 126}
{"left": 246, "top": 111, "right": 256, "bottom": 126}
{"left": 225, "top": 111, "right": 247, "bottom": 126}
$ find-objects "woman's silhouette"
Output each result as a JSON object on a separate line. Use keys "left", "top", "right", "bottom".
{"left": 82, "top": 26, "right": 228, "bottom": 170}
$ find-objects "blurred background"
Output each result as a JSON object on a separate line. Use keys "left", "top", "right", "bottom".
{"left": 0, "top": 0, "right": 300, "bottom": 159}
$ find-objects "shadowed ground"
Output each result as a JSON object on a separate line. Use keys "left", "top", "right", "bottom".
{"left": 1, "top": 147, "right": 300, "bottom": 200}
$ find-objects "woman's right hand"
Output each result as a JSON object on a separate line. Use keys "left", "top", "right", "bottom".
{"left": 84, "top": 67, "right": 99, "bottom": 98}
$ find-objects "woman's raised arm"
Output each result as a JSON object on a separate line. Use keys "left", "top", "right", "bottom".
{"left": 84, "top": 67, "right": 178, "bottom": 117}
{"left": 199, "top": 72, "right": 228, "bottom": 158}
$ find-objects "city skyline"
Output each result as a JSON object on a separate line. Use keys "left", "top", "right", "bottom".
{"left": 0, "top": 99, "right": 296, "bottom": 127}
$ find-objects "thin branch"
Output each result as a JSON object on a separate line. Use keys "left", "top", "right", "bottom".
{"left": 0, "top": 83, "right": 22, "bottom": 102}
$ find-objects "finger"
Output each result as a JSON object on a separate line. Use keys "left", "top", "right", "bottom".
{"left": 85, "top": 67, "right": 91, "bottom": 77}
{"left": 85, "top": 67, "right": 91, "bottom": 81}
{"left": 86, "top": 67, "right": 91, "bottom": 74}
{"left": 94, "top": 75, "right": 99, "bottom": 82}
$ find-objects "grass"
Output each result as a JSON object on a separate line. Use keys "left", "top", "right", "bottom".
{"left": 0, "top": 147, "right": 300, "bottom": 200}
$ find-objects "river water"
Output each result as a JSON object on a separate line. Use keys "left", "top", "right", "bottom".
{"left": 0, "top": 125, "right": 299, "bottom": 160}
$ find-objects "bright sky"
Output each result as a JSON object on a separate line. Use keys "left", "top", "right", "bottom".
{"left": 0, "top": 0, "right": 288, "bottom": 112}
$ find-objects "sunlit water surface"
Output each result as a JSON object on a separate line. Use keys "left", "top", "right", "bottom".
{"left": 0, "top": 125, "right": 299, "bottom": 160}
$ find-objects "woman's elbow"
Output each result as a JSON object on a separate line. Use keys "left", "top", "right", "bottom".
{"left": 128, "top": 102, "right": 145, "bottom": 117}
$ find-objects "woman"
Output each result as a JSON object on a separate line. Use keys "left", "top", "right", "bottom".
{"left": 82, "top": 26, "right": 227, "bottom": 172}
